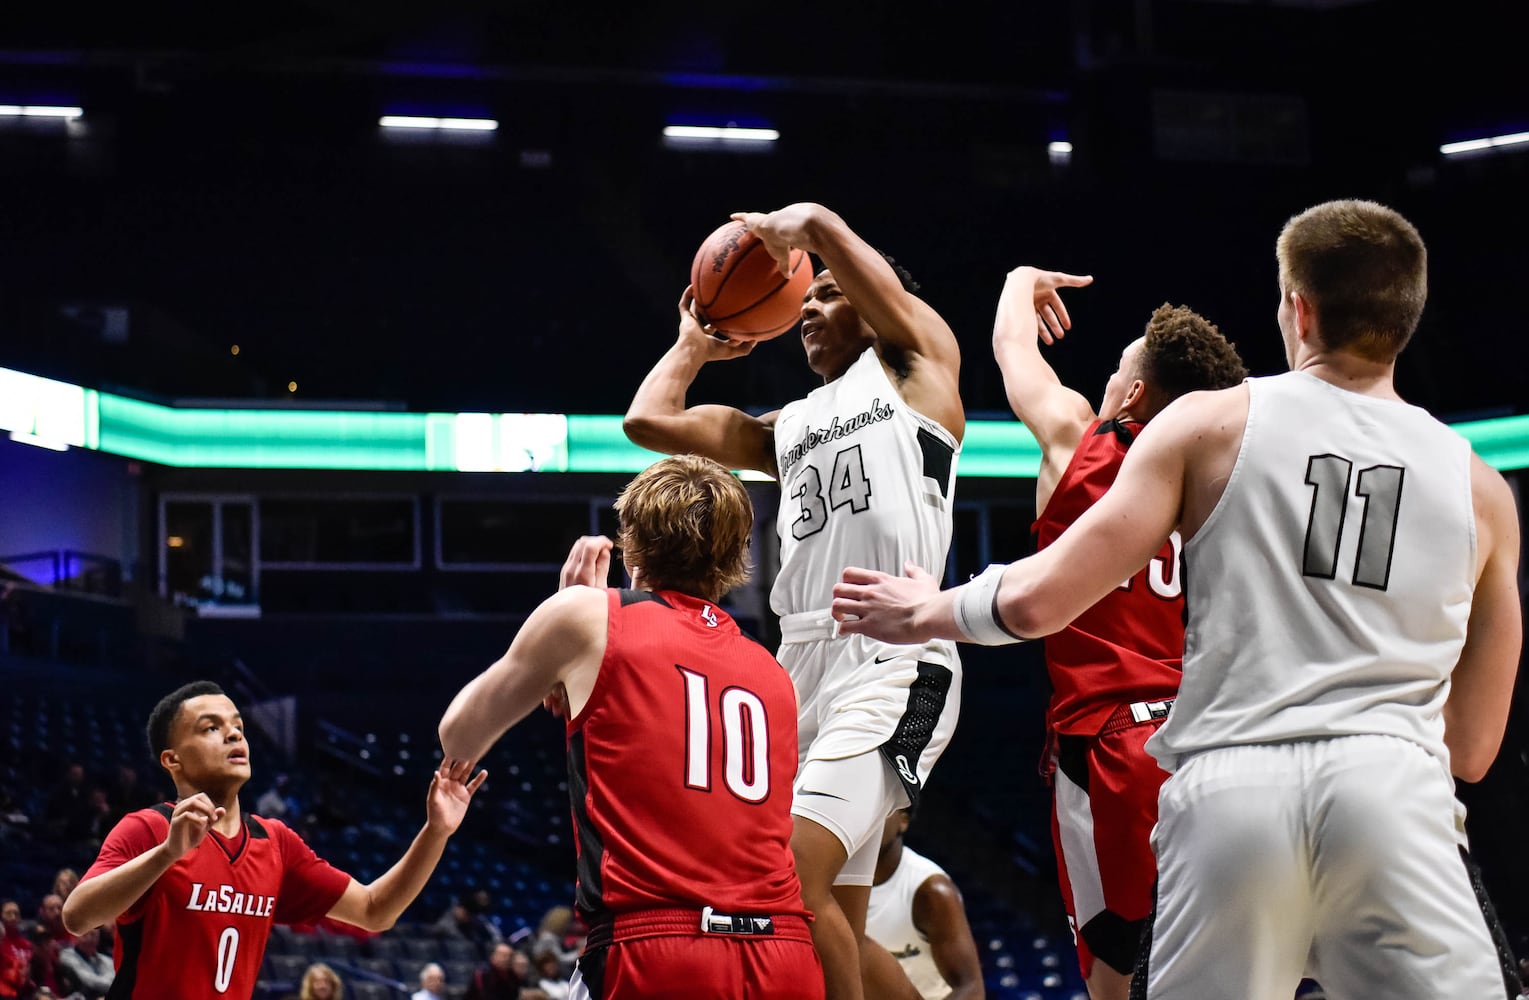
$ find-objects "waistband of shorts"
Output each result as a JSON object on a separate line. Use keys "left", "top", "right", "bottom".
{"left": 584, "top": 908, "right": 813, "bottom": 947}
{"left": 778, "top": 609, "right": 841, "bottom": 643}
{"left": 1100, "top": 698, "right": 1175, "bottom": 736}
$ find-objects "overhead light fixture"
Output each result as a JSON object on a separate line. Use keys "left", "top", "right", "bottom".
{"left": 378, "top": 115, "right": 498, "bottom": 132}
{"left": 1048, "top": 140, "right": 1073, "bottom": 165}
{"left": 1440, "top": 131, "right": 1529, "bottom": 157}
{"left": 663, "top": 125, "right": 779, "bottom": 142}
{"left": 0, "top": 105, "right": 83, "bottom": 120}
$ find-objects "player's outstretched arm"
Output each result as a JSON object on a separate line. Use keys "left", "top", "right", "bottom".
{"left": 440, "top": 585, "right": 608, "bottom": 766}
{"left": 1444, "top": 455, "right": 1522, "bottom": 783}
{"left": 914, "top": 875, "right": 986, "bottom": 1000}
{"left": 325, "top": 759, "right": 487, "bottom": 932}
{"left": 834, "top": 395, "right": 1200, "bottom": 644}
{"left": 623, "top": 287, "right": 779, "bottom": 477}
{"left": 993, "top": 267, "right": 1096, "bottom": 455}
{"left": 62, "top": 794, "right": 225, "bottom": 934}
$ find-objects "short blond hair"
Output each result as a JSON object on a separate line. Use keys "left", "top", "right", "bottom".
{"left": 1276, "top": 199, "right": 1427, "bottom": 361}
{"left": 615, "top": 455, "right": 753, "bottom": 600}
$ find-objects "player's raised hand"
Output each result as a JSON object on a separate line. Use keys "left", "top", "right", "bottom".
{"left": 678, "top": 286, "right": 759, "bottom": 355}
{"left": 559, "top": 535, "right": 614, "bottom": 591}
{"left": 832, "top": 562, "right": 942, "bottom": 644}
{"left": 731, "top": 207, "right": 806, "bottom": 278}
{"left": 426, "top": 758, "right": 488, "bottom": 835}
{"left": 163, "top": 793, "right": 225, "bottom": 861}
{"left": 1003, "top": 267, "right": 1094, "bottom": 345}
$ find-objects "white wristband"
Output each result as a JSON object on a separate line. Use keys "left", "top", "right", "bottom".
{"left": 951, "top": 564, "right": 1025, "bottom": 646}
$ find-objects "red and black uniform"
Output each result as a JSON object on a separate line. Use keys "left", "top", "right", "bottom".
{"left": 81, "top": 806, "right": 351, "bottom": 999}
{"left": 566, "top": 589, "right": 822, "bottom": 1000}
{"left": 1033, "top": 418, "right": 1183, "bottom": 979}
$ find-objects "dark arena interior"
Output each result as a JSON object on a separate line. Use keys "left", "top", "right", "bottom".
{"left": 2, "top": 2, "right": 1526, "bottom": 999}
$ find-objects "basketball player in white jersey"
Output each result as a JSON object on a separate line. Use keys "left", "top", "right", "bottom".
{"left": 626, "top": 203, "right": 1079, "bottom": 1000}
{"left": 830, "top": 199, "right": 1523, "bottom": 999}
{"left": 866, "top": 810, "right": 985, "bottom": 1000}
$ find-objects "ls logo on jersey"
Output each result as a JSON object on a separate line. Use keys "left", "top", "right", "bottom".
{"left": 895, "top": 754, "right": 918, "bottom": 785}
{"left": 700, "top": 605, "right": 719, "bottom": 628}
{"left": 185, "top": 882, "right": 277, "bottom": 918}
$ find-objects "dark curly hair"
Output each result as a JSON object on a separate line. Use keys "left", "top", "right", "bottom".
{"left": 879, "top": 252, "right": 920, "bottom": 294}
{"left": 1139, "top": 304, "right": 1248, "bottom": 402}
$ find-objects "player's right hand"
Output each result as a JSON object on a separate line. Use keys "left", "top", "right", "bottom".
{"left": 1004, "top": 267, "right": 1093, "bottom": 344}
{"left": 163, "top": 793, "right": 225, "bottom": 861}
{"left": 677, "top": 286, "right": 758, "bottom": 356}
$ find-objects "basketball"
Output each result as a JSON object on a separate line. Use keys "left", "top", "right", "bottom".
{"left": 689, "top": 220, "right": 814, "bottom": 341}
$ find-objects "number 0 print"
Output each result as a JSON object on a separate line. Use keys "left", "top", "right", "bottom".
{"left": 1302, "top": 454, "right": 1404, "bottom": 590}
{"left": 215, "top": 926, "right": 239, "bottom": 993}
{"left": 677, "top": 666, "right": 771, "bottom": 803}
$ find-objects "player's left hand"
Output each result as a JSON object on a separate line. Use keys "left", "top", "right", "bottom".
{"left": 560, "top": 535, "right": 614, "bottom": 590}
{"left": 832, "top": 562, "right": 941, "bottom": 644}
{"left": 426, "top": 758, "right": 488, "bottom": 834}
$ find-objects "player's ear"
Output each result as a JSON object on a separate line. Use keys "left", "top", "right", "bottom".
{"left": 1122, "top": 378, "right": 1147, "bottom": 410}
{"left": 160, "top": 748, "right": 179, "bottom": 774}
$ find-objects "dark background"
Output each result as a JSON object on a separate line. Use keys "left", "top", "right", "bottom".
{"left": 2, "top": 0, "right": 1526, "bottom": 420}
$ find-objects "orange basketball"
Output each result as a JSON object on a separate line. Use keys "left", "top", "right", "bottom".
{"left": 690, "top": 220, "right": 813, "bottom": 341}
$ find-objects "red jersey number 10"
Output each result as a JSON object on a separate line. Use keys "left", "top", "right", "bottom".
{"left": 677, "top": 666, "right": 770, "bottom": 803}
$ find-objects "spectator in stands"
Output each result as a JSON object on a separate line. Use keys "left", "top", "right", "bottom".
{"left": 28, "top": 894, "right": 73, "bottom": 995}
{"left": 299, "top": 962, "right": 344, "bottom": 1000}
{"left": 530, "top": 906, "right": 579, "bottom": 973}
{"left": 49, "top": 872, "right": 77, "bottom": 906}
{"left": 411, "top": 963, "right": 446, "bottom": 1000}
{"left": 103, "top": 766, "right": 154, "bottom": 830}
{"left": 257, "top": 773, "right": 301, "bottom": 821}
{"left": 1, "top": 900, "right": 35, "bottom": 999}
{"left": 55, "top": 926, "right": 112, "bottom": 1000}
{"left": 530, "top": 949, "right": 569, "bottom": 1000}
{"left": 434, "top": 888, "right": 502, "bottom": 949}
{"left": 80, "top": 789, "right": 113, "bottom": 851}
{"left": 465, "top": 942, "right": 521, "bottom": 1000}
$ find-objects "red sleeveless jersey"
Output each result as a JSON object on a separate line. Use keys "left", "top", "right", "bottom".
{"left": 82, "top": 806, "right": 351, "bottom": 999}
{"left": 1033, "top": 419, "right": 1184, "bottom": 735}
{"left": 567, "top": 589, "right": 807, "bottom": 921}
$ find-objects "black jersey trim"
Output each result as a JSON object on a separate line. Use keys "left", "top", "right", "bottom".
{"left": 619, "top": 589, "right": 672, "bottom": 609}
{"left": 568, "top": 730, "right": 608, "bottom": 923}
{"left": 246, "top": 814, "right": 269, "bottom": 839}
{"left": 1097, "top": 418, "right": 1136, "bottom": 445}
{"left": 916, "top": 427, "right": 955, "bottom": 499}
{"left": 104, "top": 918, "right": 143, "bottom": 999}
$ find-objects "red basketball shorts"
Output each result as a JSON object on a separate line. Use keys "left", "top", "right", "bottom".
{"left": 1049, "top": 705, "right": 1171, "bottom": 979}
{"left": 570, "top": 909, "right": 824, "bottom": 1000}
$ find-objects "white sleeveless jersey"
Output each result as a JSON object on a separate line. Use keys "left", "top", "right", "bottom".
{"left": 1147, "top": 371, "right": 1476, "bottom": 773}
{"left": 771, "top": 347, "right": 960, "bottom": 616}
{"left": 866, "top": 847, "right": 953, "bottom": 1000}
